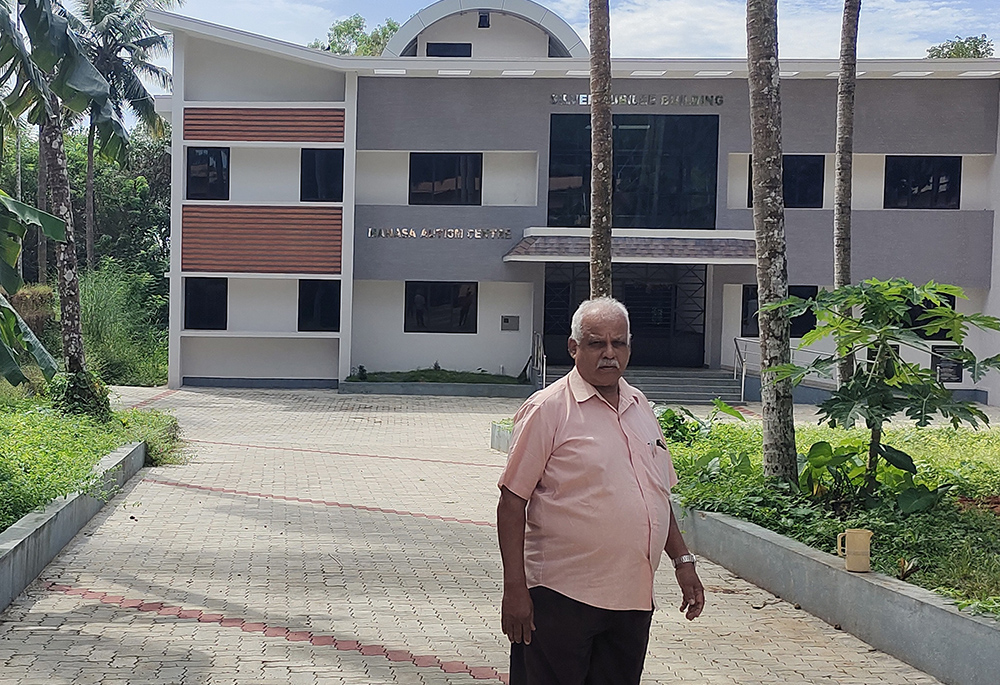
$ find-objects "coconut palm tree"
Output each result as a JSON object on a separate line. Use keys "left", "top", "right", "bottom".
{"left": 746, "top": 0, "right": 797, "bottom": 482}
{"left": 75, "top": 0, "right": 175, "bottom": 268}
{"left": 833, "top": 0, "right": 861, "bottom": 386}
{"left": 588, "top": 0, "right": 612, "bottom": 297}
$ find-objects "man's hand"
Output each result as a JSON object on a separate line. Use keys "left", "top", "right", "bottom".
{"left": 501, "top": 584, "right": 535, "bottom": 644}
{"left": 675, "top": 564, "right": 705, "bottom": 620}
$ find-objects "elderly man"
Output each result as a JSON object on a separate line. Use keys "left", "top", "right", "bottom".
{"left": 497, "top": 297, "right": 704, "bottom": 685}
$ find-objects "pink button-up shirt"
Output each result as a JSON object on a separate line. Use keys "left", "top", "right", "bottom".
{"left": 498, "top": 367, "right": 678, "bottom": 611}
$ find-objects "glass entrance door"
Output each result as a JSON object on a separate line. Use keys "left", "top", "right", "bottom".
{"left": 543, "top": 264, "right": 706, "bottom": 367}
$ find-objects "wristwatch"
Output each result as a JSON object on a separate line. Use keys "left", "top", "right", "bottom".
{"left": 672, "top": 553, "right": 697, "bottom": 568}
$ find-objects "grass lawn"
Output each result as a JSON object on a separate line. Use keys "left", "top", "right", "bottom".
{"left": 0, "top": 386, "right": 182, "bottom": 535}
{"left": 667, "top": 422, "right": 1000, "bottom": 619}
{"left": 347, "top": 368, "right": 526, "bottom": 384}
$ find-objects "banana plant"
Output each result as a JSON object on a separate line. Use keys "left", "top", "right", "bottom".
{"left": 0, "top": 190, "right": 64, "bottom": 384}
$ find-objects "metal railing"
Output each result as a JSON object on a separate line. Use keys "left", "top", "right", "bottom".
{"left": 531, "top": 331, "right": 547, "bottom": 389}
{"left": 733, "top": 336, "right": 837, "bottom": 402}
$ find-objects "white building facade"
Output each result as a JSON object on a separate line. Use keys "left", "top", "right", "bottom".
{"left": 151, "top": 0, "right": 1000, "bottom": 403}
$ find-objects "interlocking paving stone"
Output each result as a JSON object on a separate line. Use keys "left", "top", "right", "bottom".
{"left": 0, "top": 386, "right": 942, "bottom": 683}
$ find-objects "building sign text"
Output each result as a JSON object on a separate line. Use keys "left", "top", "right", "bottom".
{"left": 551, "top": 93, "right": 724, "bottom": 107}
{"left": 367, "top": 227, "right": 513, "bottom": 240}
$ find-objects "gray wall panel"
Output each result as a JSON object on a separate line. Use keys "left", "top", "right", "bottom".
{"left": 354, "top": 205, "right": 543, "bottom": 282}
{"left": 736, "top": 209, "right": 997, "bottom": 287}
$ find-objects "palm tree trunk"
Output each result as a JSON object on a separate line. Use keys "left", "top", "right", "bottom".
{"left": 588, "top": 0, "right": 613, "bottom": 298}
{"left": 85, "top": 119, "right": 96, "bottom": 270}
{"left": 40, "top": 104, "right": 86, "bottom": 374}
{"left": 747, "top": 0, "right": 797, "bottom": 482}
{"left": 37, "top": 132, "right": 48, "bottom": 285}
{"left": 834, "top": 0, "right": 861, "bottom": 386}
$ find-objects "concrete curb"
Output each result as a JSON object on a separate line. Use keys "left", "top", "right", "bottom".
{"left": 0, "top": 442, "right": 146, "bottom": 614}
{"left": 491, "top": 423, "right": 513, "bottom": 452}
{"left": 340, "top": 382, "right": 534, "bottom": 398}
{"left": 679, "top": 506, "right": 1000, "bottom": 685}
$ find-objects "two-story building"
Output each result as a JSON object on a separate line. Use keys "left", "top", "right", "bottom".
{"left": 150, "top": 0, "right": 1000, "bottom": 404}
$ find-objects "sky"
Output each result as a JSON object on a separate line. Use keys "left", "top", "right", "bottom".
{"left": 167, "top": 0, "right": 1000, "bottom": 59}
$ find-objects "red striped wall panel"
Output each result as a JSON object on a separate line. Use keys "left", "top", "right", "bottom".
{"left": 182, "top": 206, "right": 342, "bottom": 274}
{"left": 184, "top": 108, "right": 345, "bottom": 142}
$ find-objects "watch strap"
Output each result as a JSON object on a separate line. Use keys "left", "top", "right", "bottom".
{"left": 672, "top": 553, "right": 697, "bottom": 568}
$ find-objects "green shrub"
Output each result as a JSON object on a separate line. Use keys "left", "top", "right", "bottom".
{"left": 118, "top": 408, "right": 185, "bottom": 466}
{"left": 78, "top": 263, "right": 167, "bottom": 386}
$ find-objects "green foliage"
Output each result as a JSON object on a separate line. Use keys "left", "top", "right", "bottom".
{"left": 655, "top": 398, "right": 746, "bottom": 446}
{"left": 117, "top": 407, "right": 184, "bottom": 466}
{"left": 346, "top": 367, "right": 525, "bottom": 384}
{"left": 49, "top": 370, "right": 111, "bottom": 421}
{"left": 0, "top": 397, "right": 181, "bottom": 533}
{"left": 766, "top": 279, "right": 1000, "bottom": 486}
{"left": 78, "top": 262, "right": 167, "bottom": 385}
{"left": 309, "top": 14, "right": 400, "bottom": 55}
{"left": 927, "top": 34, "right": 994, "bottom": 59}
{"left": 669, "top": 422, "right": 1000, "bottom": 618}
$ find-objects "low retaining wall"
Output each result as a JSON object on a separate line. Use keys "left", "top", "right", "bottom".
{"left": 679, "top": 506, "right": 1000, "bottom": 685}
{"left": 491, "top": 423, "right": 513, "bottom": 453}
{"left": 340, "top": 382, "right": 534, "bottom": 398}
{"left": 0, "top": 442, "right": 146, "bottom": 614}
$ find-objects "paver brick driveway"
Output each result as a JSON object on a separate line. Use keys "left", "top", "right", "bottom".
{"left": 0, "top": 388, "right": 940, "bottom": 684}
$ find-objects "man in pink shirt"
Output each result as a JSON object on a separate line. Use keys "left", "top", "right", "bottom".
{"left": 497, "top": 297, "right": 704, "bottom": 685}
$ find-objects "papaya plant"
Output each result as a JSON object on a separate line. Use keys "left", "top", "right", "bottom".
{"left": 765, "top": 279, "right": 1000, "bottom": 505}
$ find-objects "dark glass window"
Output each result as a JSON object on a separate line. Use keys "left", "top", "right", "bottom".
{"left": 404, "top": 282, "right": 478, "bottom": 334}
{"left": 184, "top": 277, "right": 227, "bottom": 330}
{"left": 748, "top": 155, "right": 825, "bottom": 208}
{"left": 907, "top": 294, "right": 956, "bottom": 341}
{"left": 426, "top": 42, "right": 473, "bottom": 57}
{"left": 883, "top": 156, "right": 961, "bottom": 209}
{"left": 187, "top": 147, "right": 230, "bottom": 200}
{"left": 741, "top": 285, "right": 818, "bottom": 338}
{"left": 301, "top": 149, "right": 344, "bottom": 202}
{"left": 298, "top": 280, "right": 341, "bottom": 332}
{"left": 547, "top": 114, "right": 719, "bottom": 229}
{"left": 409, "top": 153, "right": 483, "bottom": 205}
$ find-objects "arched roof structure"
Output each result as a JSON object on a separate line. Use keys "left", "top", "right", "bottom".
{"left": 382, "top": 0, "right": 588, "bottom": 59}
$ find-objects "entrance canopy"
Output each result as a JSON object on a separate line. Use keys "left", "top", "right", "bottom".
{"left": 504, "top": 228, "right": 757, "bottom": 264}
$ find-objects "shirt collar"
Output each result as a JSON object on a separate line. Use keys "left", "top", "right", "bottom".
{"left": 567, "top": 367, "right": 641, "bottom": 410}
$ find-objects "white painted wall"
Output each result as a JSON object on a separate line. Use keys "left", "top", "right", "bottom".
{"left": 356, "top": 151, "right": 408, "bottom": 205}
{"left": 726, "top": 154, "right": 749, "bottom": 209}
{"left": 483, "top": 152, "right": 538, "bottom": 206}
{"left": 227, "top": 278, "right": 299, "bottom": 333}
{"left": 962, "top": 155, "right": 993, "bottom": 211}
{"left": 416, "top": 12, "right": 549, "bottom": 59}
{"left": 851, "top": 154, "right": 886, "bottom": 210}
{"left": 181, "top": 337, "right": 339, "bottom": 380}
{"left": 229, "top": 147, "right": 302, "bottom": 204}
{"left": 352, "top": 280, "right": 533, "bottom": 374}
{"left": 967, "top": 125, "right": 1000, "bottom": 404}
{"left": 184, "top": 38, "right": 345, "bottom": 102}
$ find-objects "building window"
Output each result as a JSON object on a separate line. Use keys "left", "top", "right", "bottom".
{"left": 404, "top": 282, "right": 478, "bottom": 333}
{"left": 748, "top": 155, "right": 825, "bottom": 209}
{"left": 184, "top": 277, "right": 227, "bottom": 330}
{"left": 301, "top": 149, "right": 345, "bottom": 202}
{"left": 298, "top": 279, "right": 341, "bottom": 332}
{"left": 741, "top": 285, "right": 818, "bottom": 338}
{"left": 548, "top": 114, "right": 719, "bottom": 229}
{"left": 426, "top": 42, "right": 472, "bottom": 57}
{"left": 409, "top": 153, "right": 483, "bottom": 206}
{"left": 186, "top": 147, "right": 230, "bottom": 200}
{"left": 883, "top": 156, "right": 961, "bottom": 209}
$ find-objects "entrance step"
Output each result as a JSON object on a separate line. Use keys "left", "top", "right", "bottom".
{"left": 544, "top": 366, "right": 743, "bottom": 404}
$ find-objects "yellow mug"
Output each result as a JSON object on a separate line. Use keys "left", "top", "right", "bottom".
{"left": 837, "top": 528, "right": 873, "bottom": 572}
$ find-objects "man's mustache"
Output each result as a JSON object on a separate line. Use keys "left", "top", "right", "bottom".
{"left": 598, "top": 360, "right": 620, "bottom": 368}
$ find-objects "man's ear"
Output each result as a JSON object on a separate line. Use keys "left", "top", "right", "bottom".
{"left": 567, "top": 337, "right": 578, "bottom": 359}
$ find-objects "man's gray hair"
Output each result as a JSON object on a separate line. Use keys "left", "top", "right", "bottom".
{"left": 570, "top": 297, "right": 631, "bottom": 343}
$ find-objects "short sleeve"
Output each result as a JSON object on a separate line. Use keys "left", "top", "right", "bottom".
{"left": 497, "top": 400, "right": 555, "bottom": 501}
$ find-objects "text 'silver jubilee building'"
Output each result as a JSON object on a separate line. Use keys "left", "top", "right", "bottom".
{"left": 150, "top": 0, "right": 1000, "bottom": 405}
